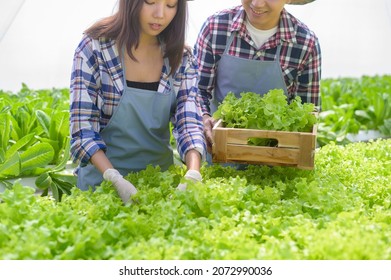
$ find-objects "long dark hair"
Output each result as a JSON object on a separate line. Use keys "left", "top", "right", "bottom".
{"left": 85, "top": 0, "right": 188, "bottom": 75}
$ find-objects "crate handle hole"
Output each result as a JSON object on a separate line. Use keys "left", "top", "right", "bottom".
{"left": 247, "top": 137, "right": 278, "bottom": 147}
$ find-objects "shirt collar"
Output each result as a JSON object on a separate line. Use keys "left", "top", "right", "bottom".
{"left": 277, "top": 9, "right": 297, "bottom": 44}
{"left": 229, "top": 6, "right": 246, "bottom": 35}
{"left": 231, "top": 7, "right": 297, "bottom": 45}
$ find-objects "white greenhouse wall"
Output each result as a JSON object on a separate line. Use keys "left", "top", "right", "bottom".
{"left": 0, "top": 0, "right": 391, "bottom": 92}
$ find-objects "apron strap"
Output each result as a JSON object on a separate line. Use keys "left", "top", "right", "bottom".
{"left": 275, "top": 44, "right": 282, "bottom": 60}
{"left": 223, "top": 33, "right": 236, "bottom": 55}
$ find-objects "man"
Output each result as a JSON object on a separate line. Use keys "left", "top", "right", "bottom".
{"left": 194, "top": 0, "right": 321, "bottom": 154}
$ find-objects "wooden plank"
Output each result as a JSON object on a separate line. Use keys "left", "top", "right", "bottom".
{"left": 212, "top": 123, "right": 227, "bottom": 162}
{"left": 226, "top": 144, "right": 299, "bottom": 164}
{"left": 297, "top": 133, "right": 316, "bottom": 169}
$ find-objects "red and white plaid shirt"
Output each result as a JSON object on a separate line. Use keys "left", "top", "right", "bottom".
{"left": 194, "top": 6, "right": 322, "bottom": 115}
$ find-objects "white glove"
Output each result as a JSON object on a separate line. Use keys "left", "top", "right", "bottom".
{"left": 176, "top": 170, "right": 202, "bottom": 191}
{"left": 103, "top": 168, "right": 138, "bottom": 204}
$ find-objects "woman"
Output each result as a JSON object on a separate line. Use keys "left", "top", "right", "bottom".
{"left": 70, "top": 0, "right": 205, "bottom": 204}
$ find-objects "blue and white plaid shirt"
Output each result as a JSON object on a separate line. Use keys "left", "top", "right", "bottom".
{"left": 70, "top": 35, "right": 206, "bottom": 166}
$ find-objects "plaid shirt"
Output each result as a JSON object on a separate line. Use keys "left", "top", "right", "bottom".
{"left": 194, "top": 6, "right": 322, "bottom": 115}
{"left": 70, "top": 35, "right": 205, "bottom": 166}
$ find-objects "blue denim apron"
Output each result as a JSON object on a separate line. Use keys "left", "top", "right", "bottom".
{"left": 77, "top": 58, "right": 176, "bottom": 190}
{"left": 210, "top": 32, "right": 288, "bottom": 114}
{"left": 208, "top": 33, "right": 288, "bottom": 167}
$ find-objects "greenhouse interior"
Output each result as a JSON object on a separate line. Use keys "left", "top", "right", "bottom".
{"left": 1, "top": 0, "right": 391, "bottom": 263}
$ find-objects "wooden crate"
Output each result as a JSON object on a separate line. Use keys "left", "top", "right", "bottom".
{"left": 212, "top": 119, "right": 317, "bottom": 169}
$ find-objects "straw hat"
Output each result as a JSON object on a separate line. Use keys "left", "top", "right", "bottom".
{"left": 289, "top": 0, "right": 316, "bottom": 4}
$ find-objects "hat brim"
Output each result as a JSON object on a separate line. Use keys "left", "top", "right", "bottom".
{"left": 288, "top": 0, "right": 316, "bottom": 4}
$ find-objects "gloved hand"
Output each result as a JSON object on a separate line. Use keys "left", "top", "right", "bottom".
{"left": 103, "top": 168, "right": 138, "bottom": 204}
{"left": 176, "top": 170, "right": 202, "bottom": 191}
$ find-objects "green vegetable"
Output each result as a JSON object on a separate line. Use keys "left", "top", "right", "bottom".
{"left": 1, "top": 139, "right": 390, "bottom": 260}
{"left": 0, "top": 86, "right": 75, "bottom": 198}
{"left": 213, "top": 89, "right": 316, "bottom": 146}
{"left": 318, "top": 75, "right": 391, "bottom": 146}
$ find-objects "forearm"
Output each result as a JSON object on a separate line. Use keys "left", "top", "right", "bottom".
{"left": 185, "top": 149, "right": 201, "bottom": 172}
{"left": 90, "top": 150, "right": 113, "bottom": 174}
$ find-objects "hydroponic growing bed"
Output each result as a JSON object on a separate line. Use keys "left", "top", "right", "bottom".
{"left": 1, "top": 139, "right": 391, "bottom": 260}
{"left": 0, "top": 75, "right": 390, "bottom": 260}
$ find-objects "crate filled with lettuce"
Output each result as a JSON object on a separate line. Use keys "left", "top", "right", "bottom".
{"left": 212, "top": 89, "right": 318, "bottom": 169}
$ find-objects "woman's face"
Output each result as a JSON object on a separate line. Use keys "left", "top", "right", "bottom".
{"left": 241, "top": 0, "right": 288, "bottom": 30}
{"left": 139, "top": 0, "right": 178, "bottom": 39}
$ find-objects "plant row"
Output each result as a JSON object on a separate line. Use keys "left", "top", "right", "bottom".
{"left": 1, "top": 139, "right": 390, "bottom": 259}
{"left": 1, "top": 75, "right": 390, "bottom": 200}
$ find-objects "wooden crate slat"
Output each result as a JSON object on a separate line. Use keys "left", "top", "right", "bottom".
{"left": 297, "top": 133, "right": 316, "bottom": 169}
{"left": 226, "top": 144, "right": 300, "bottom": 164}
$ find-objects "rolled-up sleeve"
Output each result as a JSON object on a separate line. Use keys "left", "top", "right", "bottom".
{"left": 70, "top": 37, "right": 106, "bottom": 166}
{"left": 194, "top": 20, "right": 217, "bottom": 116}
{"left": 172, "top": 52, "right": 206, "bottom": 162}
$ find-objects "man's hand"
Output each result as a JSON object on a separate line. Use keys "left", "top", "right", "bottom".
{"left": 203, "top": 115, "right": 216, "bottom": 154}
{"left": 176, "top": 170, "right": 202, "bottom": 191}
{"left": 103, "top": 168, "right": 138, "bottom": 204}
